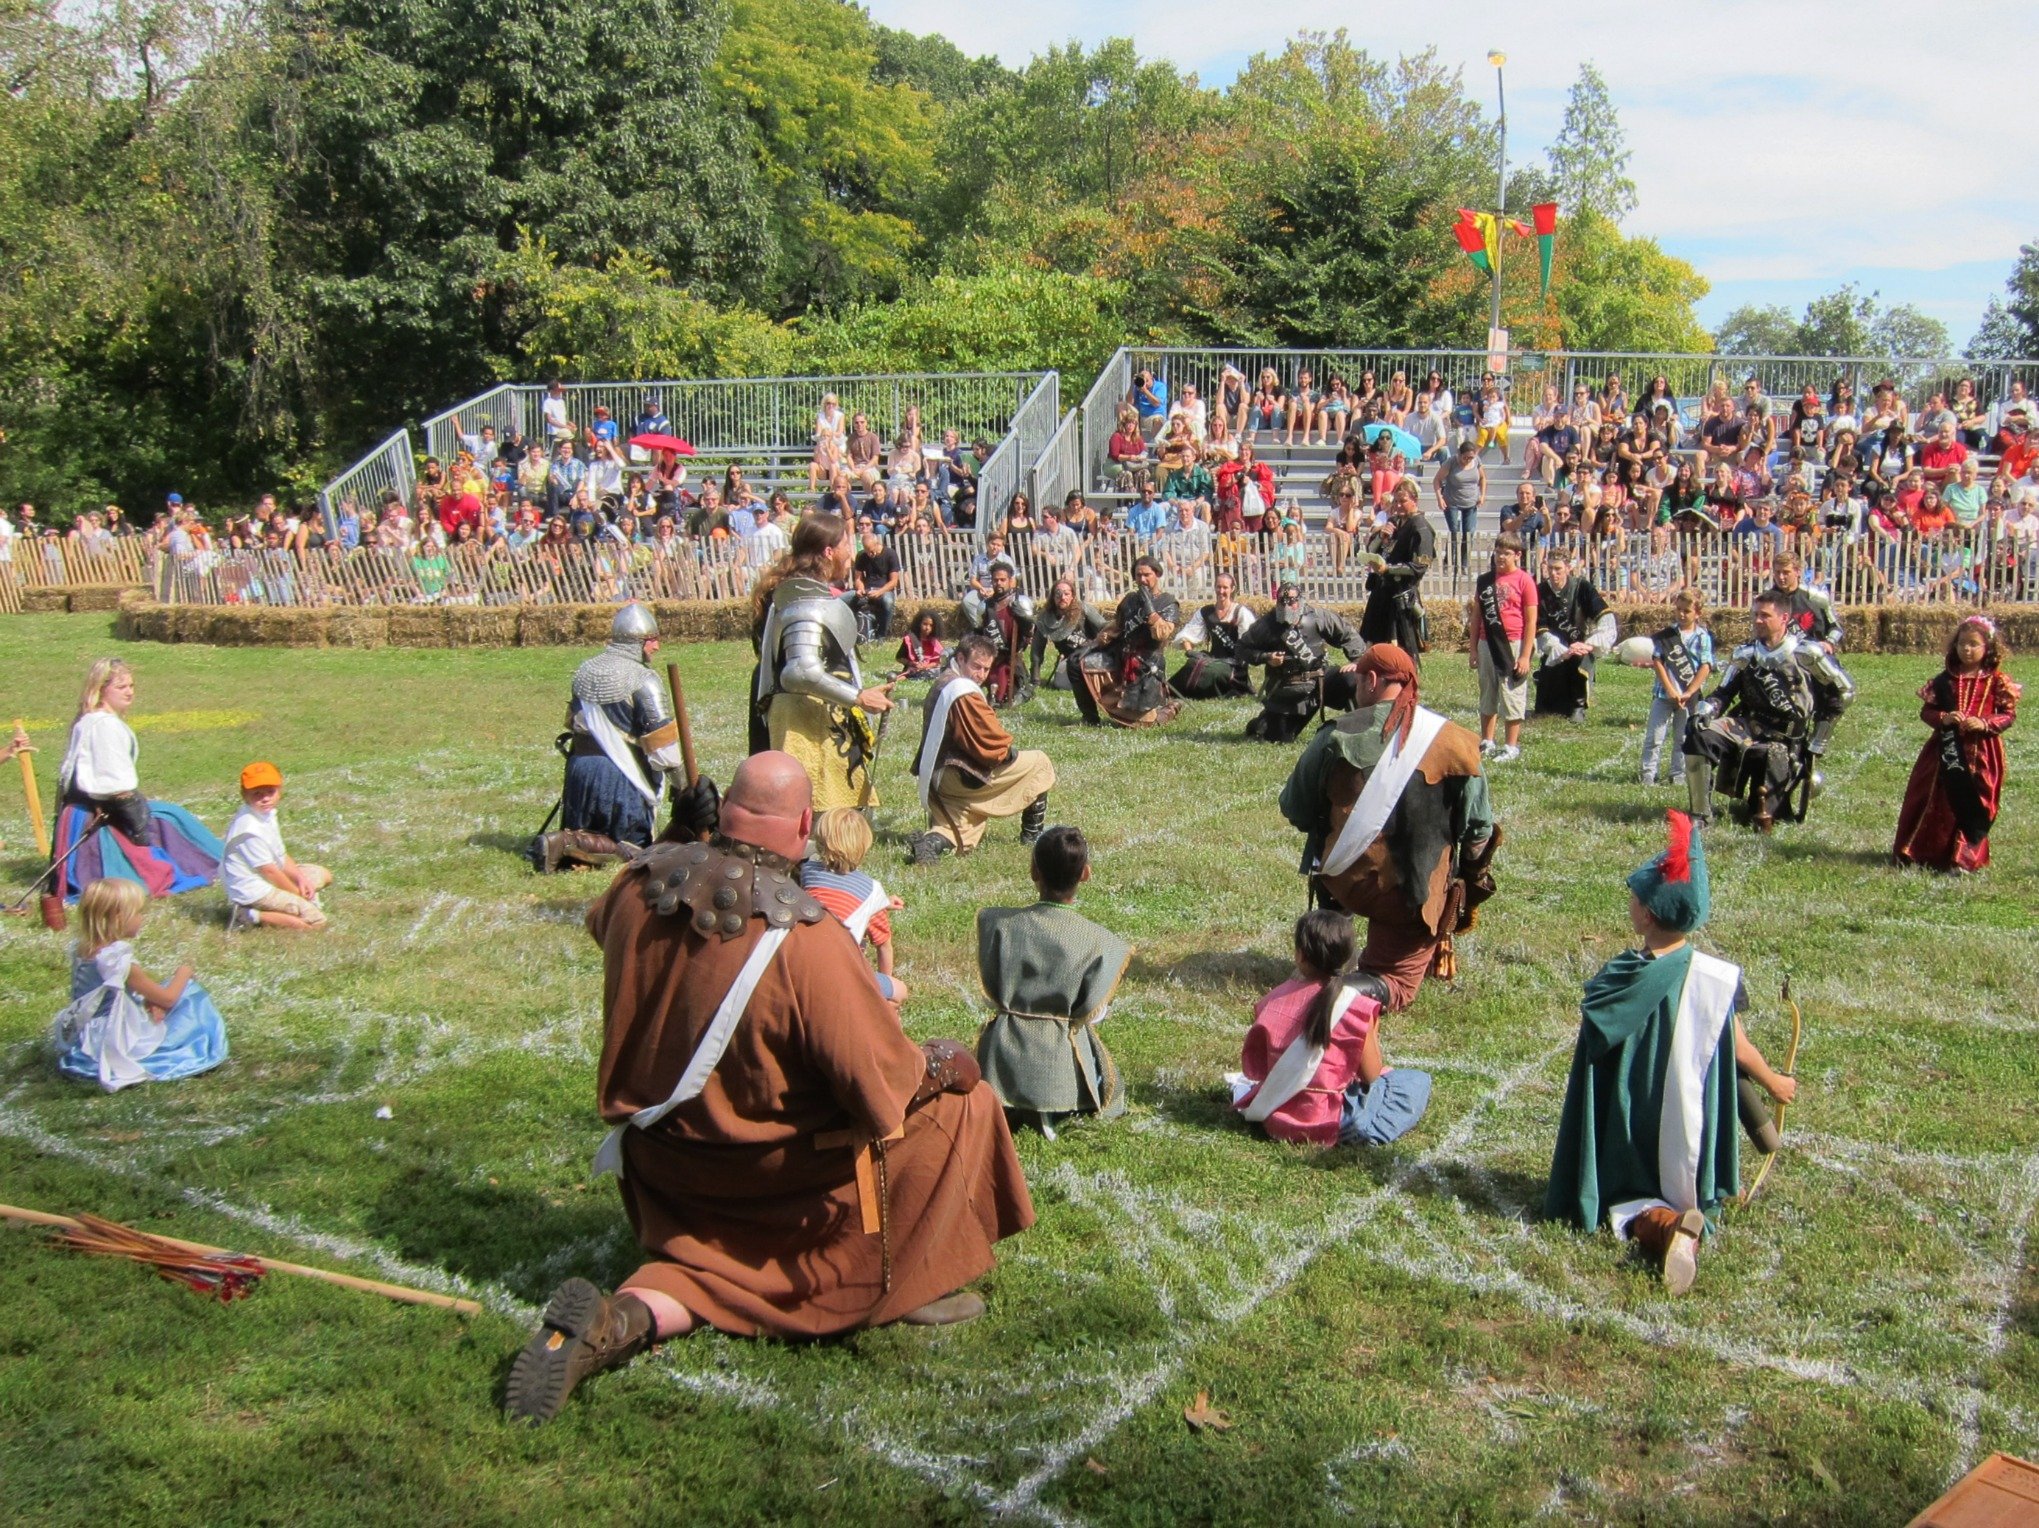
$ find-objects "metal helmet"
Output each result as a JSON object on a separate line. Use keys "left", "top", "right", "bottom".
{"left": 611, "top": 602, "right": 659, "bottom": 644}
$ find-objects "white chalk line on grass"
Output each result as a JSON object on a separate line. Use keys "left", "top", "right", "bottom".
{"left": 1948, "top": 1150, "right": 2039, "bottom": 1478}
{"left": 981, "top": 1038, "right": 1572, "bottom": 1522}
{"left": 0, "top": 1094, "right": 533, "bottom": 1320}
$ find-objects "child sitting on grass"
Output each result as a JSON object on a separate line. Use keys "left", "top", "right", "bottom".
{"left": 222, "top": 760, "right": 332, "bottom": 930}
{"left": 54, "top": 877, "right": 228, "bottom": 1091}
{"left": 799, "top": 807, "right": 907, "bottom": 1007}
{"left": 1232, "top": 908, "right": 1431, "bottom": 1147}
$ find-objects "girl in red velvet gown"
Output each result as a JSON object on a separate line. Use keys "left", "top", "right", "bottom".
{"left": 1894, "top": 616, "right": 2019, "bottom": 872}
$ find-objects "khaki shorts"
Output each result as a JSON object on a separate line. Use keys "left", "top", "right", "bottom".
{"left": 237, "top": 865, "right": 331, "bottom": 928}
{"left": 1477, "top": 640, "right": 1529, "bottom": 721}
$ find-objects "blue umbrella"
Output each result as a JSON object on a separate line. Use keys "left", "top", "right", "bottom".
{"left": 1364, "top": 422, "right": 1424, "bottom": 459}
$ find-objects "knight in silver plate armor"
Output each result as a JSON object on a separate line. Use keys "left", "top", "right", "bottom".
{"left": 534, "top": 602, "right": 688, "bottom": 873}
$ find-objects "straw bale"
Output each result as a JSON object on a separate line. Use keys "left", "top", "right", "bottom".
{"left": 439, "top": 607, "right": 520, "bottom": 647}
{"left": 575, "top": 606, "right": 617, "bottom": 643}
{"left": 21, "top": 588, "right": 68, "bottom": 614}
{"left": 325, "top": 608, "right": 390, "bottom": 649}
{"left": 68, "top": 584, "right": 130, "bottom": 613}
{"left": 386, "top": 606, "right": 452, "bottom": 646}
{"left": 516, "top": 606, "right": 584, "bottom": 647}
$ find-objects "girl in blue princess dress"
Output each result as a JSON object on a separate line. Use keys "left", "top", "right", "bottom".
{"left": 54, "top": 877, "right": 228, "bottom": 1091}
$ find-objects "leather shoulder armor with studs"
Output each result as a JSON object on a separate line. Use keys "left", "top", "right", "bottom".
{"left": 637, "top": 837, "right": 827, "bottom": 940}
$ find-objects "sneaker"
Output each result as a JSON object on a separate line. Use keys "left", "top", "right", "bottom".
{"left": 1479, "top": 738, "right": 1496, "bottom": 757}
{"left": 1491, "top": 745, "right": 1521, "bottom": 764}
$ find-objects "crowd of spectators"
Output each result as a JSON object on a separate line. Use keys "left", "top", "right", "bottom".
{"left": 10, "top": 367, "right": 2039, "bottom": 612}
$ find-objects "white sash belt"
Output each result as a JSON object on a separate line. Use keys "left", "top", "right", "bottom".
{"left": 1238, "top": 982, "right": 1358, "bottom": 1122}
{"left": 916, "top": 676, "right": 983, "bottom": 809}
{"left": 1321, "top": 707, "right": 1448, "bottom": 876}
{"left": 578, "top": 698, "right": 662, "bottom": 808}
{"left": 591, "top": 926, "right": 791, "bottom": 1177}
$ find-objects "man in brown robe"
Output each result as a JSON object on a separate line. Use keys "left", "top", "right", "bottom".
{"left": 506, "top": 751, "right": 1035, "bottom": 1424}
{"left": 1278, "top": 645, "right": 1501, "bottom": 1011}
{"left": 905, "top": 633, "right": 1055, "bottom": 865}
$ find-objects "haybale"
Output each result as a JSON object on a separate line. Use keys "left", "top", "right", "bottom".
{"left": 386, "top": 606, "right": 453, "bottom": 646}
{"left": 574, "top": 605, "right": 617, "bottom": 643}
{"left": 516, "top": 606, "right": 584, "bottom": 647}
{"left": 439, "top": 606, "right": 520, "bottom": 647}
{"left": 21, "top": 587, "right": 68, "bottom": 614}
{"left": 68, "top": 584, "right": 134, "bottom": 613}
{"left": 325, "top": 607, "right": 390, "bottom": 649}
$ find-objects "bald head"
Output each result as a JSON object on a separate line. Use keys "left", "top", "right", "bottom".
{"left": 720, "top": 751, "right": 814, "bottom": 859}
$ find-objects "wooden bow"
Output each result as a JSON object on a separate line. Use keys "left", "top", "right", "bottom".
{"left": 1740, "top": 975, "right": 1802, "bottom": 1206}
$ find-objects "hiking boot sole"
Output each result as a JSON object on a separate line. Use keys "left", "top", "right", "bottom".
{"left": 505, "top": 1277, "right": 603, "bottom": 1424}
{"left": 1662, "top": 1209, "right": 1705, "bottom": 1296}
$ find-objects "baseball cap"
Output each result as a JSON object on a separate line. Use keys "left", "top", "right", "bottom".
{"left": 167, "top": 493, "right": 184, "bottom": 505}
{"left": 239, "top": 760, "right": 283, "bottom": 790}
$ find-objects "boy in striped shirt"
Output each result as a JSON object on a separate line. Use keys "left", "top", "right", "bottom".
{"left": 798, "top": 808, "right": 907, "bottom": 1009}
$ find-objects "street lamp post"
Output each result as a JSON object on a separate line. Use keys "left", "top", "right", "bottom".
{"left": 1487, "top": 50, "right": 1507, "bottom": 340}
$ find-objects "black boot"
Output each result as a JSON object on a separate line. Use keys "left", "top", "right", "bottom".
{"left": 505, "top": 1279, "right": 656, "bottom": 1424}
{"left": 907, "top": 831, "right": 954, "bottom": 866}
{"left": 1019, "top": 794, "right": 1048, "bottom": 845}
{"left": 1685, "top": 760, "right": 1715, "bottom": 826}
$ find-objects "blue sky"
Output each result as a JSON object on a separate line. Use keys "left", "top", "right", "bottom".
{"left": 866, "top": 1, "right": 2037, "bottom": 348}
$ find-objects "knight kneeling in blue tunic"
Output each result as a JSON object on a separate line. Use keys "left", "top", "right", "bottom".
{"left": 1542, "top": 811, "right": 1798, "bottom": 1294}
{"left": 54, "top": 878, "right": 228, "bottom": 1092}
{"left": 534, "top": 602, "right": 694, "bottom": 873}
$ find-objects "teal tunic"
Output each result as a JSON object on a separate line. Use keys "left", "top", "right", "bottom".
{"left": 1543, "top": 945, "right": 1742, "bottom": 1232}
{"left": 975, "top": 901, "right": 1130, "bottom": 1121}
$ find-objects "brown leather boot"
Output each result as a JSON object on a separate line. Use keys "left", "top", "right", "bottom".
{"left": 556, "top": 830, "right": 625, "bottom": 868}
{"left": 504, "top": 1278, "right": 655, "bottom": 1423}
{"left": 1627, "top": 1207, "right": 1706, "bottom": 1295}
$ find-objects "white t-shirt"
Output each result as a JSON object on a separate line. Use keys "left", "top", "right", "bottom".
{"left": 60, "top": 711, "right": 139, "bottom": 797}
{"left": 0, "top": 511, "right": 13, "bottom": 562}
{"left": 746, "top": 519, "right": 789, "bottom": 564}
{"left": 222, "top": 804, "right": 288, "bottom": 907}
{"left": 542, "top": 395, "right": 571, "bottom": 435}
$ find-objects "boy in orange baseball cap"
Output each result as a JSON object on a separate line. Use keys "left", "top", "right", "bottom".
{"left": 221, "top": 761, "right": 331, "bottom": 930}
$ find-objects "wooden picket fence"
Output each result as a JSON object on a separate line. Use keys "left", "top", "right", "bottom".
{"left": 143, "top": 525, "right": 2038, "bottom": 614}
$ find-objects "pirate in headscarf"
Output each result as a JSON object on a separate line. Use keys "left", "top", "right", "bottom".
{"left": 1543, "top": 812, "right": 1799, "bottom": 1295}
{"left": 1278, "top": 644, "right": 1500, "bottom": 1011}
{"left": 1237, "top": 580, "right": 1365, "bottom": 742}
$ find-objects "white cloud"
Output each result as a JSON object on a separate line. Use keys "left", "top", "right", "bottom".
{"left": 866, "top": 0, "right": 2039, "bottom": 331}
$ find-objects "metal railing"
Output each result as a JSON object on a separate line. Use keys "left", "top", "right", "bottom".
{"left": 1029, "top": 410, "right": 1081, "bottom": 512}
{"left": 318, "top": 429, "right": 418, "bottom": 532}
{"left": 971, "top": 372, "right": 1059, "bottom": 537}
{"left": 422, "top": 373, "right": 1047, "bottom": 466}
{"left": 149, "top": 523, "right": 2035, "bottom": 619}
{"left": 1085, "top": 346, "right": 2039, "bottom": 498}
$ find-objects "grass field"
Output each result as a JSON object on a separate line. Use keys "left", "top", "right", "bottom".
{"left": 3, "top": 610, "right": 2037, "bottom": 1526}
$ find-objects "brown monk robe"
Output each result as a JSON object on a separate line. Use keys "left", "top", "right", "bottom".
{"left": 507, "top": 752, "right": 1034, "bottom": 1424}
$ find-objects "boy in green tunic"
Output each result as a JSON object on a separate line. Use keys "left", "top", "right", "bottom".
{"left": 1543, "top": 811, "right": 1799, "bottom": 1293}
{"left": 975, "top": 826, "right": 1131, "bottom": 1135}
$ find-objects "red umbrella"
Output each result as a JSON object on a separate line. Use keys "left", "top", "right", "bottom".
{"left": 628, "top": 432, "right": 695, "bottom": 455}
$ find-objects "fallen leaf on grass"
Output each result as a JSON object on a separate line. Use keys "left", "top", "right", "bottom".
{"left": 1084, "top": 1457, "right": 1108, "bottom": 1476}
{"left": 1183, "top": 1390, "right": 1232, "bottom": 1432}
{"left": 1808, "top": 1456, "right": 1839, "bottom": 1494}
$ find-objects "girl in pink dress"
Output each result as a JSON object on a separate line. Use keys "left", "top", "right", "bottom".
{"left": 1233, "top": 911, "right": 1432, "bottom": 1147}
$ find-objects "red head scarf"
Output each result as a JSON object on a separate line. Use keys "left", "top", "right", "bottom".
{"left": 1353, "top": 643, "right": 1420, "bottom": 750}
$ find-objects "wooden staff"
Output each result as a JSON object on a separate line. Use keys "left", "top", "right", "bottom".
{"left": 0, "top": 1203, "right": 482, "bottom": 1316}
{"left": 665, "top": 661, "right": 700, "bottom": 787}
{"left": 12, "top": 717, "right": 48, "bottom": 858}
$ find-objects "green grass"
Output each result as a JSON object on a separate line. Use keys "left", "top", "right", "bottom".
{"left": 2, "top": 610, "right": 2036, "bottom": 1526}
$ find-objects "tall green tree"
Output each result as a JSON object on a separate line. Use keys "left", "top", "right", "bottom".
{"left": 265, "top": 0, "right": 771, "bottom": 445}
{"left": 1967, "top": 242, "right": 2039, "bottom": 359}
{"left": 1551, "top": 210, "right": 1710, "bottom": 353}
{"left": 1545, "top": 62, "right": 1636, "bottom": 222}
{"left": 1716, "top": 283, "right": 1949, "bottom": 358}
{"left": 715, "top": 0, "right": 935, "bottom": 313}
